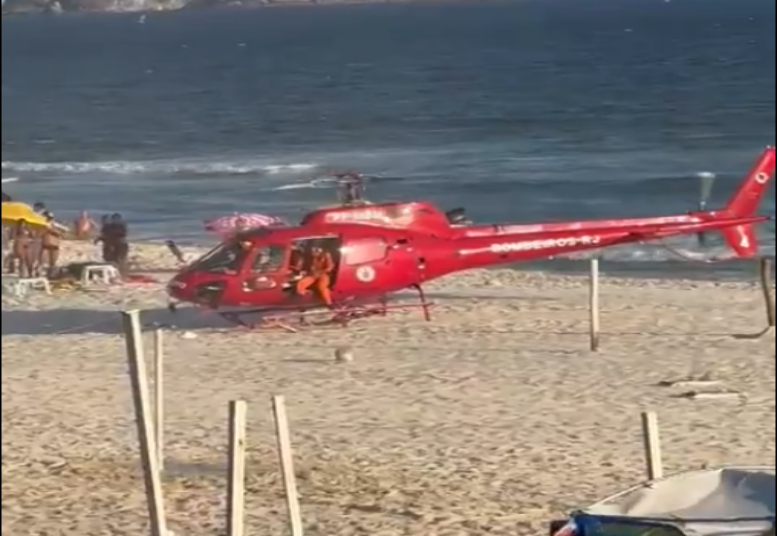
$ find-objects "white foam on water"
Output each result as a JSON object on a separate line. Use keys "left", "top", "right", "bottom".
{"left": 1, "top": 159, "right": 319, "bottom": 176}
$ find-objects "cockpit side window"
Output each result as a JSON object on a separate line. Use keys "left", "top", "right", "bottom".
{"left": 191, "top": 241, "right": 248, "bottom": 273}
{"left": 343, "top": 237, "right": 388, "bottom": 266}
{"left": 250, "top": 245, "right": 286, "bottom": 273}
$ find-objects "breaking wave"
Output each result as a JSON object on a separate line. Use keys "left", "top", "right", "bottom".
{"left": 1, "top": 159, "right": 319, "bottom": 176}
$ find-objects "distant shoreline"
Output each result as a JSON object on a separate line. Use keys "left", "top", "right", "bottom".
{"left": 2, "top": 0, "right": 462, "bottom": 17}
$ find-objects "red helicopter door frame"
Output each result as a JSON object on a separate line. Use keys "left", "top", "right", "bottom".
{"left": 239, "top": 234, "right": 345, "bottom": 307}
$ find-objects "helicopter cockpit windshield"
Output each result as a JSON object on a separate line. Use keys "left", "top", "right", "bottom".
{"left": 190, "top": 241, "right": 249, "bottom": 274}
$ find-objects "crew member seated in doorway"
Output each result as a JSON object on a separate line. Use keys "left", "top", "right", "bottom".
{"left": 295, "top": 243, "right": 334, "bottom": 307}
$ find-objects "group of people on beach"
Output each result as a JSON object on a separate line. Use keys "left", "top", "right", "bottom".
{"left": 3, "top": 202, "right": 62, "bottom": 279}
{"left": 2, "top": 201, "right": 131, "bottom": 280}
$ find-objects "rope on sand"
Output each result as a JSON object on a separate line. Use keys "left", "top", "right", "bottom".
{"left": 47, "top": 319, "right": 117, "bottom": 336}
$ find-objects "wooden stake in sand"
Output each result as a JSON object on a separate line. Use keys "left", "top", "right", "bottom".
{"left": 272, "top": 395, "right": 304, "bottom": 536}
{"left": 153, "top": 328, "right": 165, "bottom": 471}
{"left": 121, "top": 310, "right": 168, "bottom": 536}
{"left": 640, "top": 411, "right": 664, "bottom": 482}
{"left": 759, "top": 257, "right": 775, "bottom": 333}
{"left": 227, "top": 400, "right": 248, "bottom": 536}
{"left": 589, "top": 258, "right": 601, "bottom": 352}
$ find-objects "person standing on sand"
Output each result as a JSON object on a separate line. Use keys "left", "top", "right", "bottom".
{"left": 39, "top": 214, "right": 62, "bottom": 278}
{"left": 73, "top": 211, "right": 96, "bottom": 240}
{"left": 295, "top": 243, "right": 335, "bottom": 307}
{"left": 10, "top": 219, "right": 35, "bottom": 278}
{"left": 33, "top": 201, "right": 54, "bottom": 221}
{"left": 96, "top": 214, "right": 115, "bottom": 263}
{"left": 97, "top": 213, "right": 129, "bottom": 277}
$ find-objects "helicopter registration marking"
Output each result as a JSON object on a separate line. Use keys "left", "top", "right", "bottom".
{"left": 490, "top": 235, "right": 601, "bottom": 254}
{"left": 356, "top": 266, "right": 376, "bottom": 283}
{"left": 326, "top": 209, "right": 386, "bottom": 223}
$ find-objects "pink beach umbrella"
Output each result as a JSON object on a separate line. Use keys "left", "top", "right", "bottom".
{"left": 204, "top": 213, "right": 286, "bottom": 238}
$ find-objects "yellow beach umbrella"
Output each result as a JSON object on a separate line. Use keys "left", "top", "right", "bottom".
{"left": 2, "top": 202, "right": 49, "bottom": 228}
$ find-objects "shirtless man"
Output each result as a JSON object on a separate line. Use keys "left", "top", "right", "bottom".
{"left": 73, "top": 211, "right": 96, "bottom": 240}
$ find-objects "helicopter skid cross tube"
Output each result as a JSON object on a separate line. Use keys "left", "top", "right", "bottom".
{"left": 193, "top": 292, "right": 435, "bottom": 332}
{"left": 218, "top": 309, "right": 301, "bottom": 333}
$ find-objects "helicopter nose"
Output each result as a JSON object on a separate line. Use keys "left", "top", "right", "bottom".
{"left": 166, "top": 274, "right": 190, "bottom": 301}
{"left": 166, "top": 272, "right": 229, "bottom": 307}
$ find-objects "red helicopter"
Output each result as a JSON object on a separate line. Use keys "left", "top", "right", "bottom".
{"left": 167, "top": 147, "right": 775, "bottom": 331}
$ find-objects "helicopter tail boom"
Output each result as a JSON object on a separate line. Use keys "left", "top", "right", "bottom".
{"left": 717, "top": 146, "right": 775, "bottom": 257}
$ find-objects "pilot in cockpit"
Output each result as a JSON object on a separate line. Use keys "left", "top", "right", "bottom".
{"left": 254, "top": 247, "right": 271, "bottom": 270}
{"left": 252, "top": 245, "right": 284, "bottom": 273}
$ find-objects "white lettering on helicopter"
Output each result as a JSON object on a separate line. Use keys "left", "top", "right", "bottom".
{"left": 490, "top": 235, "right": 601, "bottom": 254}
{"left": 325, "top": 209, "right": 388, "bottom": 223}
{"left": 324, "top": 206, "right": 415, "bottom": 226}
{"left": 755, "top": 172, "right": 770, "bottom": 185}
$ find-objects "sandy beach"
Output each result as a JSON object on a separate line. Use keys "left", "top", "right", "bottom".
{"left": 2, "top": 242, "right": 775, "bottom": 536}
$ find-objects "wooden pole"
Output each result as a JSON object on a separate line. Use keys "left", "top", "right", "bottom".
{"left": 589, "top": 258, "right": 601, "bottom": 352}
{"left": 272, "top": 395, "right": 304, "bottom": 536}
{"left": 121, "top": 310, "right": 168, "bottom": 536}
{"left": 760, "top": 257, "right": 775, "bottom": 330}
{"left": 640, "top": 411, "right": 664, "bottom": 482}
{"left": 226, "top": 401, "right": 248, "bottom": 536}
{"left": 153, "top": 328, "right": 165, "bottom": 472}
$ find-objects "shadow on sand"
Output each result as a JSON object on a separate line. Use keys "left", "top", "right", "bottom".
{"left": 2, "top": 289, "right": 555, "bottom": 337}
{"left": 0, "top": 306, "right": 233, "bottom": 336}
{"left": 1, "top": 303, "right": 754, "bottom": 340}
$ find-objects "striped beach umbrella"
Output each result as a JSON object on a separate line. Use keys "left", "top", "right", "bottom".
{"left": 204, "top": 213, "right": 286, "bottom": 237}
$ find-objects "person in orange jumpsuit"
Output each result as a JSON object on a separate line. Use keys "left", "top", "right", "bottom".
{"left": 295, "top": 244, "right": 334, "bottom": 307}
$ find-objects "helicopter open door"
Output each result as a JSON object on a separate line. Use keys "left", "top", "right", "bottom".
{"left": 288, "top": 235, "right": 343, "bottom": 290}
{"left": 240, "top": 235, "right": 343, "bottom": 305}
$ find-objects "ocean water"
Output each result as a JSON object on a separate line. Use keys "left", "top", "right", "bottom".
{"left": 2, "top": 0, "right": 775, "bottom": 279}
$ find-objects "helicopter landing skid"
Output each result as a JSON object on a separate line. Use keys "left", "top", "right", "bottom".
{"left": 219, "top": 311, "right": 302, "bottom": 333}
{"left": 216, "top": 285, "right": 434, "bottom": 332}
